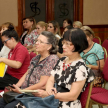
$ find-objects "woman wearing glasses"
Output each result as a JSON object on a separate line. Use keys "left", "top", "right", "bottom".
{"left": 80, "top": 26, "right": 104, "bottom": 71}
{"left": 29, "top": 29, "right": 94, "bottom": 108}
{"left": 0, "top": 31, "right": 59, "bottom": 108}
{"left": 0, "top": 26, "right": 30, "bottom": 90}
{"left": 0, "top": 22, "right": 15, "bottom": 58}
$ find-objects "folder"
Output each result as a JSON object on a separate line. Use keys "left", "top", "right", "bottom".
{"left": 0, "top": 62, "right": 7, "bottom": 77}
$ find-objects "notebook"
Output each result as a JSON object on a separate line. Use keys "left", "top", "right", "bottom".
{"left": 0, "top": 62, "right": 7, "bottom": 77}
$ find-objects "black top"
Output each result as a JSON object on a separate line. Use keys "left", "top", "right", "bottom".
{"left": 58, "top": 38, "right": 63, "bottom": 54}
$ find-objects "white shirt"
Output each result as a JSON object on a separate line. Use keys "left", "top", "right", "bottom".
{"left": 0, "top": 45, "right": 10, "bottom": 58}
{"left": 55, "top": 34, "right": 61, "bottom": 39}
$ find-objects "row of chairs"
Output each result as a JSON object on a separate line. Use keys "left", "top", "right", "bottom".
{"left": 81, "top": 56, "right": 108, "bottom": 108}
{"left": 93, "top": 36, "right": 108, "bottom": 56}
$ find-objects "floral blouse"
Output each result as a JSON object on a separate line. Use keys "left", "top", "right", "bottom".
{"left": 21, "top": 54, "right": 59, "bottom": 89}
{"left": 51, "top": 57, "right": 94, "bottom": 108}
{"left": 20, "top": 29, "right": 38, "bottom": 47}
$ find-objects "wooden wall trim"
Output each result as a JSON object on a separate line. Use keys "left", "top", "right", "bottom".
{"left": 73, "top": 0, "right": 79, "bottom": 21}
{"left": 22, "top": 0, "right": 25, "bottom": 18}
{"left": 17, "top": 0, "right": 23, "bottom": 36}
{"left": 46, "top": 0, "right": 54, "bottom": 22}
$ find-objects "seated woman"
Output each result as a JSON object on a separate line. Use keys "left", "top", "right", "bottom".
{"left": 47, "top": 20, "right": 61, "bottom": 40}
{"left": 36, "top": 21, "right": 47, "bottom": 35}
{"left": 63, "top": 18, "right": 72, "bottom": 28}
{"left": 0, "top": 31, "right": 59, "bottom": 108}
{"left": 30, "top": 29, "right": 94, "bottom": 108}
{"left": 73, "top": 21, "right": 82, "bottom": 28}
{"left": 57, "top": 25, "right": 73, "bottom": 58}
{"left": 20, "top": 17, "right": 38, "bottom": 50}
{"left": 28, "top": 21, "right": 47, "bottom": 53}
{"left": 0, "top": 27, "right": 30, "bottom": 90}
{"left": 80, "top": 26, "right": 104, "bottom": 71}
{"left": 0, "top": 22, "right": 15, "bottom": 58}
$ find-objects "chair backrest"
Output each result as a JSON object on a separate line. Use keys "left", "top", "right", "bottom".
{"left": 80, "top": 81, "right": 93, "bottom": 108}
{"left": 30, "top": 52, "right": 36, "bottom": 61}
{"left": 102, "top": 57, "right": 108, "bottom": 82}
{"left": 102, "top": 39, "right": 108, "bottom": 55}
{"left": 93, "top": 36, "right": 101, "bottom": 45}
{"left": 103, "top": 47, "right": 108, "bottom": 61}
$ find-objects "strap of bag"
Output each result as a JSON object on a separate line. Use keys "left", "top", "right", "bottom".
{"left": 84, "top": 53, "right": 100, "bottom": 69}
{"left": 27, "top": 64, "right": 43, "bottom": 87}
{"left": 27, "top": 55, "right": 50, "bottom": 87}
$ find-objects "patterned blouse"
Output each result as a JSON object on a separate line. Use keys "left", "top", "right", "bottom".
{"left": 21, "top": 54, "right": 59, "bottom": 89}
{"left": 20, "top": 29, "right": 38, "bottom": 47}
{"left": 51, "top": 57, "right": 94, "bottom": 108}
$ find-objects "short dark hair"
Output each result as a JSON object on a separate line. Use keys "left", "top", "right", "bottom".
{"left": 63, "top": 28, "right": 88, "bottom": 53}
{"left": 41, "top": 31, "right": 58, "bottom": 54}
{"left": 63, "top": 18, "right": 72, "bottom": 26}
{"left": 2, "top": 26, "right": 19, "bottom": 42}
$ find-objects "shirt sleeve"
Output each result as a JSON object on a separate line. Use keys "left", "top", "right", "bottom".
{"left": 95, "top": 44, "right": 104, "bottom": 60}
{"left": 14, "top": 47, "right": 28, "bottom": 64}
{"left": 31, "top": 30, "right": 38, "bottom": 45}
{"left": 70, "top": 65, "right": 94, "bottom": 83}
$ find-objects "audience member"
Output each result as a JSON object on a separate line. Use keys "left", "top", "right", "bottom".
{"left": 73, "top": 21, "right": 82, "bottom": 28}
{"left": 28, "top": 21, "right": 47, "bottom": 53}
{"left": 47, "top": 20, "right": 61, "bottom": 39}
{"left": 0, "top": 22, "right": 15, "bottom": 58}
{"left": 31, "top": 29, "right": 94, "bottom": 108}
{"left": 0, "top": 27, "right": 30, "bottom": 89}
{"left": 80, "top": 26, "right": 104, "bottom": 71}
{"left": 36, "top": 21, "right": 47, "bottom": 35}
{"left": 63, "top": 18, "right": 72, "bottom": 28}
{"left": 0, "top": 31, "right": 59, "bottom": 108}
{"left": 58, "top": 25, "right": 73, "bottom": 58}
{"left": 20, "top": 17, "right": 38, "bottom": 50}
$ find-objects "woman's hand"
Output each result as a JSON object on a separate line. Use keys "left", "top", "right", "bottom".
{"left": 46, "top": 87, "right": 57, "bottom": 96}
{"left": 10, "top": 84, "right": 21, "bottom": 93}
{"left": 32, "top": 89, "right": 49, "bottom": 98}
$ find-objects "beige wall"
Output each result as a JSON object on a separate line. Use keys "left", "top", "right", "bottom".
{"left": 0, "top": 0, "right": 18, "bottom": 26}
{"left": 83, "top": 0, "right": 108, "bottom": 25}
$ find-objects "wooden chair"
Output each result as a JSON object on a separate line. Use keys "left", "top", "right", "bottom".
{"left": 93, "top": 36, "right": 101, "bottom": 45}
{"left": 80, "top": 81, "right": 94, "bottom": 108}
{"left": 103, "top": 47, "right": 108, "bottom": 61}
{"left": 89, "top": 57, "right": 108, "bottom": 108}
{"left": 102, "top": 39, "right": 108, "bottom": 55}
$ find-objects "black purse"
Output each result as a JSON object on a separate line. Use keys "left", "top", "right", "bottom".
{"left": 84, "top": 53, "right": 103, "bottom": 87}
{"left": 3, "top": 91, "right": 20, "bottom": 103}
{"left": 3, "top": 63, "right": 42, "bottom": 104}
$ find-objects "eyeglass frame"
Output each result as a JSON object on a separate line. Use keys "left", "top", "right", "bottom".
{"left": 35, "top": 39, "right": 50, "bottom": 44}
{"left": 62, "top": 40, "right": 73, "bottom": 46}
{"left": 3, "top": 38, "right": 11, "bottom": 44}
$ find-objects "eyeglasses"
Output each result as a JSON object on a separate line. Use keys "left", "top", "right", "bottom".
{"left": 35, "top": 39, "right": 50, "bottom": 44}
{"left": 3, "top": 38, "right": 11, "bottom": 44}
{"left": 62, "top": 41, "right": 72, "bottom": 46}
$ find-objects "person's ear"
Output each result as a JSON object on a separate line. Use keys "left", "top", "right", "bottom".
{"left": 47, "top": 44, "right": 52, "bottom": 51}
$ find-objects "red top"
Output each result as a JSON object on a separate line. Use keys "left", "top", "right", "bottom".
{"left": 7, "top": 42, "right": 30, "bottom": 79}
